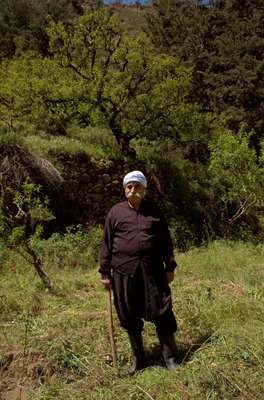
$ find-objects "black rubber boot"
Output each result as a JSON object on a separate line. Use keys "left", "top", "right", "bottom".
{"left": 158, "top": 333, "right": 180, "bottom": 371}
{"left": 128, "top": 334, "right": 147, "bottom": 374}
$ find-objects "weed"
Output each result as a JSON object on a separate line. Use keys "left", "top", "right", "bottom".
{"left": 1, "top": 240, "right": 264, "bottom": 399}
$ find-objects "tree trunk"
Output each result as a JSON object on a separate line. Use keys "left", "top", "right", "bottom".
{"left": 112, "top": 128, "right": 137, "bottom": 159}
{"left": 27, "top": 246, "right": 52, "bottom": 290}
{"left": 33, "top": 257, "right": 52, "bottom": 290}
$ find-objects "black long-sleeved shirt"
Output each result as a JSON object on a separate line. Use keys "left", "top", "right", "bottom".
{"left": 99, "top": 200, "right": 177, "bottom": 277}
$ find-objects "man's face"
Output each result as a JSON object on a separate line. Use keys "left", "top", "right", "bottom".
{"left": 124, "top": 181, "right": 145, "bottom": 200}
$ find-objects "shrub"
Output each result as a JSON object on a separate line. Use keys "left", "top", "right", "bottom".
{"left": 35, "top": 225, "right": 103, "bottom": 269}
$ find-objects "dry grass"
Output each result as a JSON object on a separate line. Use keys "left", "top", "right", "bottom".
{"left": 0, "top": 240, "right": 264, "bottom": 399}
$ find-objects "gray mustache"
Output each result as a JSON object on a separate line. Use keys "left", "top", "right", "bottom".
{"left": 126, "top": 192, "right": 142, "bottom": 199}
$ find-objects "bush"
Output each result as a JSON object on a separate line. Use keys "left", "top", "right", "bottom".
{"left": 169, "top": 217, "right": 198, "bottom": 252}
{"left": 67, "top": 125, "right": 123, "bottom": 160}
{"left": 22, "top": 125, "right": 123, "bottom": 160}
{"left": 0, "top": 130, "right": 23, "bottom": 146}
{"left": 35, "top": 225, "right": 103, "bottom": 269}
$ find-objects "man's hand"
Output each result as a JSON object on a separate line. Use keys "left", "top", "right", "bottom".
{"left": 101, "top": 275, "right": 112, "bottom": 290}
{"left": 166, "top": 271, "right": 174, "bottom": 284}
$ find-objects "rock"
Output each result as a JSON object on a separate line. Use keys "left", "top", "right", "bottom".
{"left": 102, "top": 174, "right": 111, "bottom": 184}
{"left": 112, "top": 180, "right": 120, "bottom": 186}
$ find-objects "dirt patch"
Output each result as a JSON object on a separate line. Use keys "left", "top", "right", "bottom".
{"left": 220, "top": 281, "right": 245, "bottom": 297}
{"left": 184, "top": 278, "right": 245, "bottom": 298}
{"left": 0, "top": 349, "right": 54, "bottom": 400}
{"left": 1, "top": 386, "right": 28, "bottom": 400}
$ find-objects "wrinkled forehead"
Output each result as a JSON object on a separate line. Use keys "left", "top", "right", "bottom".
{"left": 125, "top": 181, "right": 145, "bottom": 188}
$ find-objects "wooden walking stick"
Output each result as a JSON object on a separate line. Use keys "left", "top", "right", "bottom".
{"left": 107, "top": 288, "right": 118, "bottom": 369}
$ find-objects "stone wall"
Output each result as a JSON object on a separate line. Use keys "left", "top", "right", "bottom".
{"left": 0, "top": 144, "right": 165, "bottom": 231}
{"left": 52, "top": 152, "right": 150, "bottom": 228}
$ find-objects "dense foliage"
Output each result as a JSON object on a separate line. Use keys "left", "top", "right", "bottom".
{"left": 1, "top": 3, "right": 264, "bottom": 395}
{"left": 147, "top": 0, "right": 264, "bottom": 149}
{"left": 0, "top": 181, "right": 54, "bottom": 288}
{"left": 0, "top": 1, "right": 264, "bottom": 247}
{"left": 0, "top": 0, "right": 83, "bottom": 57}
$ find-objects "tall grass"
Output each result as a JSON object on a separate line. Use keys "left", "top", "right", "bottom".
{"left": 22, "top": 126, "right": 122, "bottom": 160}
{"left": 0, "top": 240, "right": 263, "bottom": 399}
{"left": 34, "top": 225, "right": 103, "bottom": 270}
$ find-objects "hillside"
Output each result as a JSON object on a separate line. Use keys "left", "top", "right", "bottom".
{"left": 1, "top": 241, "right": 263, "bottom": 399}
{"left": 1, "top": 2, "right": 264, "bottom": 245}
{"left": 1, "top": 3, "right": 264, "bottom": 397}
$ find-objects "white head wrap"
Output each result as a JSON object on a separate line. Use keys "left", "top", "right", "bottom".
{"left": 123, "top": 170, "right": 147, "bottom": 188}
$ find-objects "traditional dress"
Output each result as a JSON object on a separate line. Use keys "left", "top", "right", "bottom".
{"left": 99, "top": 199, "right": 177, "bottom": 335}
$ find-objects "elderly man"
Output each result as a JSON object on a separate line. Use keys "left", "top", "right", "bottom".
{"left": 99, "top": 170, "right": 179, "bottom": 373}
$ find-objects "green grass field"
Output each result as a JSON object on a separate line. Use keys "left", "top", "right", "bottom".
{"left": 1, "top": 240, "right": 263, "bottom": 399}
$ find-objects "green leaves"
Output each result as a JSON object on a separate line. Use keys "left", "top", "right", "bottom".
{"left": 0, "top": 54, "right": 74, "bottom": 134}
{"left": 0, "top": 0, "right": 83, "bottom": 57}
{"left": 209, "top": 125, "right": 264, "bottom": 224}
{"left": 47, "top": 11, "right": 192, "bottom": 150}
{"left": 148, "top": 0, "right": 264, "bottom": 147}
{"left": 0, "top": 180, "right": 54, "bottom": 247}
{"left": 0, "top": 9, "right": 194, "bottom": 156}
{"left": 0, "top": 180, "right": 54, "bottom": 287}
{"left": 47, "top": 11, "right": 122, "bottom": 76}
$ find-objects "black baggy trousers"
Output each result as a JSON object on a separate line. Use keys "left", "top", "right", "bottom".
{"left": 112, "top": 260, "right": 177, "bottom": 336}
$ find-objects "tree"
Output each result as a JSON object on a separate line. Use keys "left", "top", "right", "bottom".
{"left": 45, "top": 9, "right": 192, "bottom": 157}
{"left": 0, "top": 181, "right": 55, "bottom": 289}
{"left": 146, "top": 0, "right": 264, "bottom": 151}
{"left": 0, "top": 9, "right": 192, "bottom": 157}
{"left": 208, "top": 125, "right": 264, "bottom": 228}
{"left": 145, "top": 0, "right": 208, "bottom": 57}
{"left": 0, "top": 0, "right": 83, "bottom": 58}
{"left": 0, "top": 54, "right": 76, "bottom": 135}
